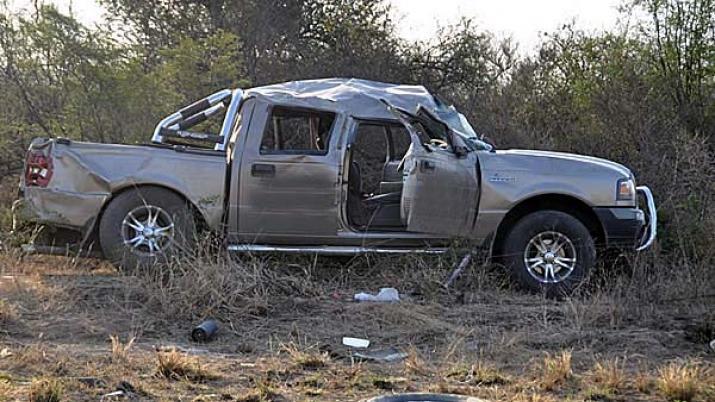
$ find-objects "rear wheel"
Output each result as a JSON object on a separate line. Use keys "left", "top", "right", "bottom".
{"left": 503, "top": 210, "right": 595, "bottom": 296}
{"left": 99, "top": 187, "right": 196, "bottom": 270}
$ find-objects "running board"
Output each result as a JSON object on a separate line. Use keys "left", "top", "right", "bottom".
{"left": 226, "top": 244, "right": 447, "bottom": 256}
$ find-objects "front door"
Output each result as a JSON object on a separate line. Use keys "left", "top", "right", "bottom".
{"left": 394, "top": 107, "right": 480, "bottom": 236}
{"left": 237, "top": 103, "right": 342, "bottom": 243}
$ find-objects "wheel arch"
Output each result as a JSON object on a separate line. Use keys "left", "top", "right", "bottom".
{"left": 490, "top": 193, "right": 606, "bottom": 260}
{"left": 92, "top": 183, "right": 208, "bottom": 237}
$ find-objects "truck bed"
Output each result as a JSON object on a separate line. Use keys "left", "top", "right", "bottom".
{"left": 18, "top": 138, "right": 227, "bottom": 234}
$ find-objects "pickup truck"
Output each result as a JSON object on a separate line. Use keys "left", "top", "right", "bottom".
{"left": 14, "top": 78, "right": 657, "bottom": 294}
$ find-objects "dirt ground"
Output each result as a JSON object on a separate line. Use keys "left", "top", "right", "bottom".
{"left": 0, "top": 252, "right": 713, "bottom": 402}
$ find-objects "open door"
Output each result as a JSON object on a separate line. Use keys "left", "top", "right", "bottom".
{"left": 391, "top": 105, "right": 480, "bottom": 237}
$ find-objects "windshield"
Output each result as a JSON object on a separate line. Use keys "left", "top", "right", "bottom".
{"left": 383, "top": 99, "right": 494, "bottom": 152}
{"left": 433, "top": 104, "right": 493, "bottom": 151}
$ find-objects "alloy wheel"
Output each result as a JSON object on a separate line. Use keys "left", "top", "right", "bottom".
{"left": 523, "top": 231, "right": 577, "bottom": 283}
{"left": 121, "top": 205, "right": 175, "bottom": 256}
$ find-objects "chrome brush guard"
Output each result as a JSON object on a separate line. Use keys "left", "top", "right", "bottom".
{"left": 636, "top": 186, "right": 657, "bottom": 251}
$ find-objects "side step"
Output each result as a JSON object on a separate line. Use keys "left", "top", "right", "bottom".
{"left": 226, "top": 244, "right": 447, "bottom": 256}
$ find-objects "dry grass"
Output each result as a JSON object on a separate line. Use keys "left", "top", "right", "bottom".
{"left": 28, "top": 378, "right": 63, "bottom": 402}
{"left": 0, "top": 299, "right": 16, "bottom": 325}
{"left": 0, "top": 377, "right": 12, "bottom": 401}
{"left": 155, "top": 349, "right": 214, "bottom": 382}
{"left": 536, "top": 350, "right": 572, "bottom": 391}
{"left": 656, "top": 360, "right": 707, "bottom": 401}
{"left": 582, "top": 386, "right": 616, "bottom": 401}
{"left": 444, "top": 360, "right": 510, "bottom": 386}
{"left": 109, "top": 334, "right": 135, "bottom": 363}
{"left": 403, "top": 347, "right": 432, "bottom": 377}
{"left": 279, "top": 342, "right": 330, "bottom": 369}
{"left": 366, "top": 375, "right": 408, "bottom": 391}
{"left": 587, "top": 357, "right": 627, "bottom": 393}
{"left": 510, "top": 393, "right": 558, "bottom": 402}
{"left": 634, "top": 368, "right": 654, "bottom": 394}
{"left": 1, "top": 248, "right": 714, "bottom": 400}
{"left": 9, "top": 345, "right": 52, "bottom": 374}
{"left": 235, "top": 378, "right": 285, "bottom": 402}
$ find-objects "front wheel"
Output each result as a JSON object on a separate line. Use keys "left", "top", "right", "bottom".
{"left": 99, "top": 187, "right": 196, "bottom": 270}
{"left": 503, "top": 210, "right": 595, "bottom": 296}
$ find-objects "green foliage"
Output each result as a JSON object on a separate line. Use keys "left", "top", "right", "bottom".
{"left": 0, "top": 4, "right": 246, "bottom": 152}
{"left": 298, "top": 0, "right": 405, "bottom": 79}
{"left": 632, "top": 0, "right": 715, "bottom": 138}
{"left": 156, "top": 31, "right": 246, "bottom": 102}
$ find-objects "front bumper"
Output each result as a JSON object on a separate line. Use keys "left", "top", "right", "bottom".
{"left": 593, "top": 186, "right": 657, "bottom": 251}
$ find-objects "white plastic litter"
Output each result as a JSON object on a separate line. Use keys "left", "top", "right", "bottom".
{"left": 100, "top": 391, "right": 125, "bottom": 400}
{"left": 342, "top": 337, "right": 370, "bottom": 348}
{"left": 354, "top": 287, "right": 400, "bottom": 302}
{"left": 354, "top": 347, "right": 409, "bottom": 363}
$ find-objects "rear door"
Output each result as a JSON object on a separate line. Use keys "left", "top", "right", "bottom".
{"left": 396, "top": 108, "right": 480, "bottom": 236}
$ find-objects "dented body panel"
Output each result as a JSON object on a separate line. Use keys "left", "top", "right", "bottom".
{"left": 16, "top": 78, "right": 656, "bottom": 256}
{"left": 18, "top": 138, "right": 226, "bottom": 233}
{"left": 19, "top": 186, "right": 108, "bottom": 230}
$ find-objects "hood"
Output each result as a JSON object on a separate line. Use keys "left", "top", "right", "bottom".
{"left": 493, "top": 149, "right": 633, "bottom": 178}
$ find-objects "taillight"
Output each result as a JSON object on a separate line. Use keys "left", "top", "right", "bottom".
{"left": 25, "top": 151, "right": 53, "bottom": 187}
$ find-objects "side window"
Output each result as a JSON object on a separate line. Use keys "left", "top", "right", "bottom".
{"left": 260, "top": 106, "right": 336, "bottom": 154}
{"left": 388, "top": 124, "right": 412, "bottom": 160}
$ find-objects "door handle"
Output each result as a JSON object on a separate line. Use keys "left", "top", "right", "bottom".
{"left": 420, "top": 160, "right": 436, "bottom": 172}
{"left": 251, "top": 163, "right": 276, "bottom": 177}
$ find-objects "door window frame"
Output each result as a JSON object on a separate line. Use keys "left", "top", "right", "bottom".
{"left": 349, "top": 118, "right": 413, "bottom": 161}
{"left": 258, "top": 105, "right": 338, "bottom": 156}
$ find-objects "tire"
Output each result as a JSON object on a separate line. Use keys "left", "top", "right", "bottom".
{"left": 503, "top": 210, "right": 595, "bottom": 296}
{"left": 99, "top": 187, "right": 196, "bottom": 270}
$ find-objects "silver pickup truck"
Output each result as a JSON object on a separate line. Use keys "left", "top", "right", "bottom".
{"left": 14, "top": 78, "right": 656, "bottom": 294}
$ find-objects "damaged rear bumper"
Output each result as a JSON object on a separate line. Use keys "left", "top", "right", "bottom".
{"left": 13, "top": 186, "right": 109, "bottom": 232}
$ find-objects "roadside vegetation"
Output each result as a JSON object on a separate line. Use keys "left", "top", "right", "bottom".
{"left": 1, "top": 0, "right": 714, "bottom": 400}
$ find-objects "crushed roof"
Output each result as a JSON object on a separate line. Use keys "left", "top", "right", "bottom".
{"left": 245, "top": 78, "right": 439, "bottom": 120}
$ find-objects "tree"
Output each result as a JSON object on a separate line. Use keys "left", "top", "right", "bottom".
{"left": 100, "top": 0, "right": 405, "bottom": 84}
{"left": 406, "top": 19, "right": 516, "bottom": 142}
{"left": 0, "top": 3, "right": 245, "bottom": 167}
{"left": 632, "top": 0, "right": 715, "bottom": 140}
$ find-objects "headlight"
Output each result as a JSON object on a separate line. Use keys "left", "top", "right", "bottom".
{"left": 616, "top": 178, "right": 635, "bottom": 201}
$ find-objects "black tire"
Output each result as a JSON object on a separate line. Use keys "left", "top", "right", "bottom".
{"left": 503, "top": 210, "right": 595, "bottom": 296}
{"left": 99, "top": 187, "right": 196, "bottom": 270}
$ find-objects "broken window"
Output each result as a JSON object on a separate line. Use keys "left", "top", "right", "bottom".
{"left": 260, "top": 107, "right": 336, "bottom": 155}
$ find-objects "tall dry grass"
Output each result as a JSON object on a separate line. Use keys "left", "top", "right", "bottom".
{"left": 117, "top": 242, "right": 488, "bottom": 323}
{"left": 656, "top": 360, "right": 710, "bottom": 402}
{"left": 115, "top": 235, "right": 715, "bottom": 333}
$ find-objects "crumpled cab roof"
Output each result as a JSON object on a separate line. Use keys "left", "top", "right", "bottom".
{"left": 245, "top": 78, "right": 439, "bottom": 120}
